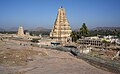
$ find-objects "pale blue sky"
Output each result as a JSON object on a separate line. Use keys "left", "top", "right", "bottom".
{"left": 0, "top": 0, "right": 120, "bottom": 29}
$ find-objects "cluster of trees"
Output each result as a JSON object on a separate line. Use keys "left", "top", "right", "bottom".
{"left": 70, "top": 23, "right": 120, "bottom": 42}
{"left": 24, "top": 30, "right": 50, "bottom": 36}
{"left": 89, "top": 29, "right": 120, "bottom": 37}
{"left": 70, "top": 23, "right": 89, "bottom": 42}
{"left": 0, "top": 31, "right": 17, "bottom": 34}
{"left": 29, "top": 31, "right": 50, "bottom": 36}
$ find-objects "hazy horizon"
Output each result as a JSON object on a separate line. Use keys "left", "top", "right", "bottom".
{"left": 0, "top": 0, "right": 120, "bottom": 29}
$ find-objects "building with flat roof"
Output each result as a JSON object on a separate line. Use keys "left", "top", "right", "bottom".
{"left": 77, "top": 38, "right": 103, "bottom": 47}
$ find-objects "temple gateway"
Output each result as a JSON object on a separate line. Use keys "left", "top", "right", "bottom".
{"left": 17, "top": 26, "right": 25, "bottom": 36}
{"left": 50, "top": 7, "right": 72, "bottom": 43}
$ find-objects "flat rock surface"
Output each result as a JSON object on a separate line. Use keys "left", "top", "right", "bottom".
{"left": 23, "top": 49, "right": 114, "bottom": 74}
{"left": 0, "top": 40, "right": 114, "bottom": 74}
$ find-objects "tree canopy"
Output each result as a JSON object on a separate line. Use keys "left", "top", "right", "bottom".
{"left": 80, "top": 23, "right": 89, "bottom": 37}
{"left": 70, "top": 31, "right": 79, "bottom": 42}
{"left": 70, "top": 23, "right": 89, "bottom": 42}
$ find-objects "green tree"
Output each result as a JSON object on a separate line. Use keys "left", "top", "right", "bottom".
{"left": 70, "top": 31, "right": 79, "bottom": 42}
{"left": 80, "top": 23, "right": 89, "bottom": 37}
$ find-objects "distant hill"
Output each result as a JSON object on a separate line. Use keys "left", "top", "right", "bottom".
{"left": 92, "top": 27, "right": 120, "bottom": 31}
{"left": 28, "top": 27, "right": 51, "bottom": 35}
{"left": 0, "top": 28, "right": 5, "bottom": 31}
{"left": 0, "top": 27, "right": 51, "bottom": 35}
{"left": 30, "top": 27, "right": 51, "bottom": 32}
{"left": 5, "top": 27, "right": 18, "bottom": 31}
{"left": 0, "top": 27, "right": 51, "bottom": 32}
{"left": 73, "top": 27, "right": 120, "bottom": 32}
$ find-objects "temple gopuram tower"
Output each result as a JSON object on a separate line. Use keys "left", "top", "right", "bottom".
{"left": 17, "top": 26, "right": 24, "bottom": 36}
{"left": 50, "top": 7, "right": 72, "bottom": 43}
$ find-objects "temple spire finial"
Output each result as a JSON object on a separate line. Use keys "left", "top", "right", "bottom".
{"left": 59, "top": 6, "right": 63, "bottom": 8}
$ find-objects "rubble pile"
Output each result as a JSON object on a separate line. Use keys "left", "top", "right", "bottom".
{"left": 0, "top": 49, "right": 47, "bottom": 66}
{"left": 89, "top": 50, "right": 120, "bottom": 61}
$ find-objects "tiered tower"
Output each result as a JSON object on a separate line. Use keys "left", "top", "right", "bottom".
{"left": 50, "top": 7, "right": 72, "bottom": 43}
{"left": 17, "top": 26, "right": 24, "bottom": 36}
